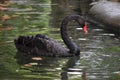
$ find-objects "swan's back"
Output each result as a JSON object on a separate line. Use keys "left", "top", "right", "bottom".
{"left": 14, "top": 34, "right": 73, "bottom": 57}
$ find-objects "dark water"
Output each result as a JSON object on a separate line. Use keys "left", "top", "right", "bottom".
{"left": 0, "top": 0, "right": 120, "bottom": 80}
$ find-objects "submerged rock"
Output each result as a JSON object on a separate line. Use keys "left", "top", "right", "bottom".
{"left": 89, "top": 1, "right": 120, "bottom": 34}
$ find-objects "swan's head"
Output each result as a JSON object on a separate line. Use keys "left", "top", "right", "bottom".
{"left": 74, "top": 15, "right": 88, "bottom": 34}
{"left": 61, "top": 15, "right": 88, "bottom": 34}
{"left": 68, "top": 15, "right": 88, "bottom": 33}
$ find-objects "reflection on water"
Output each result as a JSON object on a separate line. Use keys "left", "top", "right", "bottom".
{"left": 0, "top": 0, "right": 120, "bottom": 80}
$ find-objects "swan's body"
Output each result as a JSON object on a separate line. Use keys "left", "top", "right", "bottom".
{"left": 14, "top": 15, "right": 87, "bottom": 57}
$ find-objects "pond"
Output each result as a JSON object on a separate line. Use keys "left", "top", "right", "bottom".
{"left": 0, "top": 0, "right": 120, "bottom": 80}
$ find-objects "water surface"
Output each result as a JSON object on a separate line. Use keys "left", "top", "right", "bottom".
{"left": 0, "top": 0, "right": 120, "bottom": 80}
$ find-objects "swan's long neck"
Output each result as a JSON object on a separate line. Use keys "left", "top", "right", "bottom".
{"left": 60, "top": 15, "right": 85, "bottom": 56}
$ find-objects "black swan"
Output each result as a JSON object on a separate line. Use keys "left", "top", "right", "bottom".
{"left": 14, "top": 15, "right": 88, "bottom": 57}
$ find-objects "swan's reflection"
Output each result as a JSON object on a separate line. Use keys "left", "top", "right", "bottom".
{"left": 15, "top": 52, "right": 86, "bottom": 80}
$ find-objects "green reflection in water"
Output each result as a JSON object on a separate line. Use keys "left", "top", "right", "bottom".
{"left": 102, "top": 46, "right": 120, "bottom": 52}
{"left": 0, "top": 43, "right": 21, "bottom": 78}
{"left": 0, "top": 0, "right": 52, "bottom": 79}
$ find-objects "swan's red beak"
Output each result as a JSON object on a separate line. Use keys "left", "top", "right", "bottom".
{"left": 83, "top": 22, "right": 88, "bottom": 34}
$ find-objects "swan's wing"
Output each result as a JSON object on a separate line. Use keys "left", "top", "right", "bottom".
{"left": 35, "top": 34, "right": 69, "bottom": 56}
{"left": 14, "top": 34, "right": 71, "bottom": 57}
